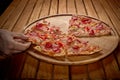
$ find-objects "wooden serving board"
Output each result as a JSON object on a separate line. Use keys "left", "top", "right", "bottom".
{"left": 24, "top": 14, "right": 119, "bottom": 65}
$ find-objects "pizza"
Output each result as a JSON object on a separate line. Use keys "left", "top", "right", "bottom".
{"left": 24, "top": 15, "right": 111, "bottom": 57}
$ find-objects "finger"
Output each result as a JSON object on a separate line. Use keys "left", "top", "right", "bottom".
{"left": 14, "top": 38, "right": 23, "bottom": 42}
{"left": 14, "top": 38, "right": 26, "bottom": 43}
{"left": 13, "top": 41, "right": 31, "bottom": 51}
{"left": 12, "top": 33, "right": 28, "bottom": 40}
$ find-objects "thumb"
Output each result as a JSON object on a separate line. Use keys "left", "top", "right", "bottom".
{"left": 13, "top": 41, "right": 31, "bottom": 51}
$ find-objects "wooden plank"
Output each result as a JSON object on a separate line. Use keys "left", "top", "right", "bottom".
{"left": 49, "top": 0, "right": 58, "bottom": 15}
{"left": 21, "top": 54, "right": 39, "bottom": 78}
{"left": 88, "top": 61, "right": 105, "bottom": 79}
{"left": 67, "top": 0, "right": 76, "bottom": 14}
{"left": 28, "top": 0, "right": 44, "bottom": 24}
{"left": 13, "top": 0, "right": 37, "bottom": 32}
{"left": 115, "top": 43, "right": 120, "bottom": 70}
{"left": 75, "top": 0, "right": 86, "bottom": 15}
{"left": 53, "top": 65, "right": 69, "bottom": 80}
{"left": 70, "top": 65, "right": 88, "bottom": 79}
{"left": 106, "top": 0, "right": 120, "bottom": 20}
{"left": 0, "top": 57, "right": 11, "bottom": 79}
{"left": 100, "top": 0, "right": 120, "bottom": 36}
{"left": 39, "top": 0, "right": 51, "bottom": 18}
{"left": 1, "top": 0, "right": 28, "bottom": 31}
{"left": 92, "top": 0, "right": 112, "bottom": 26}
{"left": 0, "top": 0, "right": 20, "bottom": 28}
{"left": 102, "top": 54, "right": 120, "bottom": 78}
{"left": 58, "top": 0, "right": 67, "bottom": 14}
{"left": 114, "top": 0, "right": 120, "bottom": 8}
{"left": 84, "top": 0, "right": 98, "bottom": 18}
{"left": 6, "top": 53, "right": 27, "bottom": 79}
{"left": 36, "top": 62, "right": 53, "bottom": 79}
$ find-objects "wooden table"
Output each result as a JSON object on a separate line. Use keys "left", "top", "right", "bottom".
{"left": 0, "top": 0, "right": 120, "bottom": 79}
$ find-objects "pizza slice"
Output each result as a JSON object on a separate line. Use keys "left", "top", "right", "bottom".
{"left": 66, "top": 35, "right": 101, "bottom": 56}
{"left": 33, "top": 39, "right": 66, "bottom": 57}
{"left": 24, "top": 21, "right": 60, "bottom": 44}
{"left": 69, "top": 15, "right": 111, "bottom": 37}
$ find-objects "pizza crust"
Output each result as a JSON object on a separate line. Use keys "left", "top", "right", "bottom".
{"left": 34, "top": 46, "right": 66, "bottom": 57}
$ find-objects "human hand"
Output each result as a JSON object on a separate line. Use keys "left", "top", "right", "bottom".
{"left": 0, "top": 29, "right": 31, "bottom": 55}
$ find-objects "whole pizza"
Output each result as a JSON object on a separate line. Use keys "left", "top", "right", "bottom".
{"left": 24, "top": 15, "right": 112, "bottom": 58}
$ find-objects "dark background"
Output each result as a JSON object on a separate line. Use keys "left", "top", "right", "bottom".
{"left": 0, "top": 0, "right": 13, "bottom": 16}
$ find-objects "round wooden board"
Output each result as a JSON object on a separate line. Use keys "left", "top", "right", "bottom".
{"left": 24, "top": 14, "right": 119, "bottom": 65}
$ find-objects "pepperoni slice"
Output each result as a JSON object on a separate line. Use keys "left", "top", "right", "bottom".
{"left": 67, "top": 37, "right": 73, "bottom": 44}
{"left": 72, "top": 45, "right": 79, "bottom": 50}
{"left": 96, "top": 23, "right": 104, "bottom": 30}
{"left": 52, "top": 44, "right": 61, "bottom": 53}
{"left": 55, "top": 41, "right": 64, "bottom": 48}
{"left": 85, "top": 26, "right": 90, "bottom": 32}
{"left": 89, "top": 29, "right": 95, "bottom": 35}
{"left": 36, "top": 23, "right": 44, "bottom": 29}
{"left": 35, "top": 23, "right": 49, "bottom": 31}
{"left": 52, "top": 47, "right": 61, "bottom": 53}
{"left": 72, "top": 15, "right": 78, "bottom": 21}
{"left": 38, "top": 34, "right": 48, "bottom": 40}
{"left": 81, "top": 18, "right": 92, "bottom": 24}
{"left": 45, "top": 42, "right": 52, "bottom": 49}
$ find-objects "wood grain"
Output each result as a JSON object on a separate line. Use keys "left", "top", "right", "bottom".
{"left": 70, "top": 65, "right": 88, "bottom": 79}
{"left": 58, "top": 0, "right": 67, "bottom": 14}
{"left": 13, "top": 0, "right": 37, "bottom": 32}
{"left": 21, "top": 54, "right": 39, "bottom": 78}
{"left": 39, "top": 0, "right": 51, "bottom": 18}
{"left": 75, "top": 0, "right": 86, "bottom": 15}
{"left": 102, "top": 54, "right": 120, "bottom": 78}
{"left": 67, "top": 0, "right": 76, "bottom": 14}
{"left": 7, "top": 53, "right": 27, "bottom": 79}
{"left": 49, "top": 0, "right": 58, "bottom": 15}
{"left": 116, "top": 44, "right": 120, "bottom": 70}
{"left": 28, "top": 0, "right": 44, "bottom": 24}
{"left": 1, "top": 0, "right": 28, "bottom": 31}
{"left": 106, "top": 0, "right": 120, "bottom": 20}
{"left": 36, "top": 62, "right": 53, "bottom": 79}
{"left": 88, "top": 61, "right": 105, "bottom": 79}
{"left": 0, "top": 0, "right": 20, "bottom": 28}
{"left": 84, "top": 0, "right": 98, "bottom": 18}
{"left": 53, "top": 65, "right": 69, "bottom": 79}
